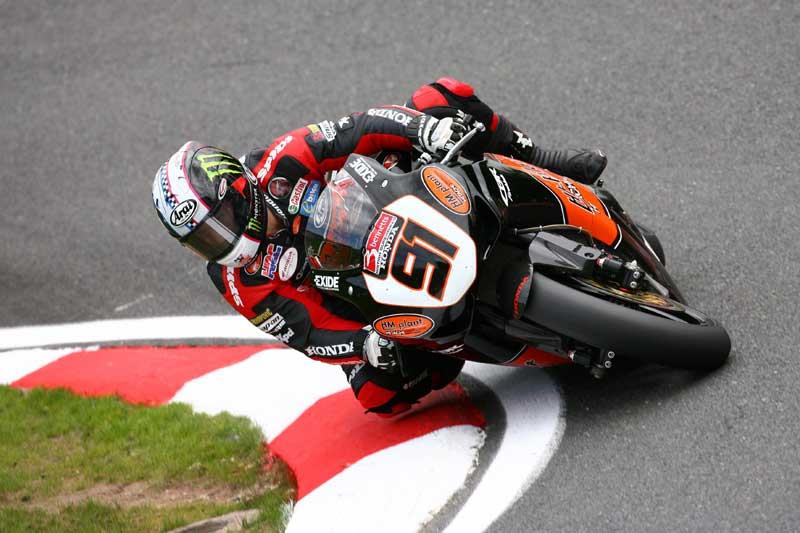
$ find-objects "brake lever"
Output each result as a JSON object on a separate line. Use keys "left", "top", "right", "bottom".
{"left": 440, "top": 122, "right": 485, "bottom": 166}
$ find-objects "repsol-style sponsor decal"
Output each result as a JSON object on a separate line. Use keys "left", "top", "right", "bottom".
{"left": 278, "top": 247, "right": 298, "bottom": 281}
{"left": 300, "top": 181, "right": 321, "bottom": 216}
{"left": 257, "top": 135, "right": 293, "bottom": 180}
{"left": 318, "top": 120, "right": 337, "bottom": 141}
{"left": 304, "top": 342, "right": 355, "bottom": 357}
{"left": 262, "top": 244, "right": 283, "bottom": 280}
{"left": 421, "top": 167, "right": 471, "bottom": 215}
{"left": 367, "top": 107, "right": 413, "bottom": 126}
{"left": 225, "top": 267, "right": 243, "bottom": 307}
{"left": 313, "top": 274, "right": 340, "bottom": 291}
{"left": 488, "top": 167, "right": 513, "bottom": 207}
{"left": 288, "top": 179, "right": 309, "bottom": 214}
{"left": 363, "top": 212, "right": 401, "bottom": 276}
{"left": 349, "top": 157, "right": 377, "bottom": 184}
{"left": 373, "top": 313, "right": 435, "bottom": 339}
{"left": 268, "top": 176, "right": 292, "bottom": 200}
{"left": 169, "top": 199, "right": 197, "bottom": 227}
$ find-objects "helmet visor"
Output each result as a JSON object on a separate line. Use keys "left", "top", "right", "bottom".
{"left": 181, "top": 186, "right": 251, "bottom": 262}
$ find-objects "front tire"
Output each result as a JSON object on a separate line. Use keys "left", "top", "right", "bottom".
{"left": 523, "top": 273, "right": 730, "bottom": 370}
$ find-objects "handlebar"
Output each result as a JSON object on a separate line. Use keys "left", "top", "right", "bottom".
{"left": 440, "top": 121, "right": 486, "bottom": 165}
{"left": 414, "top": 121, "right": 487, "bottom": 169}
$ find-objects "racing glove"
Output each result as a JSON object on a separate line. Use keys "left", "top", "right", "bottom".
{"left": 408, "top": 114, "right": 467, "bottom": 156}
{"left": 362, "top": 326, "right": 401, "bottom": 372}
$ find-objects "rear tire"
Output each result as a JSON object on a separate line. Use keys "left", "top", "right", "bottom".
{"left": 523, "top": 273, "right": 730, "bottom": 370}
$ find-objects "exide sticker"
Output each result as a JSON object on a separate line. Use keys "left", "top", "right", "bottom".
{"left": 261, "top": 243, "right": 283, "bottom": 279}
{"left": 363, "top": 212, "right": 400, "bottom": 277}
{"left": 349, "top": 157, "right": 377, "bottom": 184}
{"left": 313, "top": 274, "right": 340, "bottom": 291}
{"left": 373, "top": 313, "right": 435, "bottom": 339}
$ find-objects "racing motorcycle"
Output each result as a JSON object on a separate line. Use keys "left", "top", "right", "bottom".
{"left": 304, "top": 125, "right": 731, "bottom": 377}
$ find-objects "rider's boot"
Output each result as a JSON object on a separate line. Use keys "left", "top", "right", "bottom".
{"left": 528, "top": 146, "right": 607, "bottom": 185}
{"left": 495, "top": 121, "right": 607, "bottom": 185}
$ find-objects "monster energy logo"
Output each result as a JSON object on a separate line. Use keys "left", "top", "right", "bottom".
{"left": 196, "top": 152, "right": 242, "bottom": 181}
{"left": 246, "top": 218, "right": 262, "bottom": 232}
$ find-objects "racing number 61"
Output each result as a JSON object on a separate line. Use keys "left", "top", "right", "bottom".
{"left": 390, "top": 221, "right": 458, "bottom": 300}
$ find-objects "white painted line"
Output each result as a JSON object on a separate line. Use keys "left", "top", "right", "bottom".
{"left": 287, "top": 426, "right": 485, "bottom": 533}
{"left": 0, "top": 315, "right": 271, "bottom": 350}
{"left": 0, "top": 347, "right": 80, "bottom": 385}
{"left": 172, "top": 347, "right": 346, "bottom": 438}
{"left": 0, "top": 317, "right": 565, "bottom": 533}
{"left": 445, "top": 364, "right": 564, "bottom": 533}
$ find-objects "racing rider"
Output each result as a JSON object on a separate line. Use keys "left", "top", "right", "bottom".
{"left": 151, "top": 77, "right": 607, "bottom": 417}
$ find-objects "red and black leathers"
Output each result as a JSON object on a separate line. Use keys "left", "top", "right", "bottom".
{"left": 207, "top": 78, "right": 538, "bottom": 415}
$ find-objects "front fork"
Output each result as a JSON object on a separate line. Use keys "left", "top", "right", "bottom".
{"left": 515, "top": 230, "right": 650, "bottom": 378}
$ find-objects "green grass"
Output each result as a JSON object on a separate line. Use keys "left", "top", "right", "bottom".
{"left": 0, "top": 386, "right": 294, "bottom": 532}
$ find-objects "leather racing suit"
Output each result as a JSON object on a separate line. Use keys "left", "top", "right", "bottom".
{"left": 207, "top": 78, "right": 552, "bottom": 416}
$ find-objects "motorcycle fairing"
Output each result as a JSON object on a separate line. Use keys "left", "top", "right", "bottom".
{"left": 307, "top": 156, "right": 482, "bottom": 344}
{"left": 484, "top": 154, "right": 621, "bottom": 248}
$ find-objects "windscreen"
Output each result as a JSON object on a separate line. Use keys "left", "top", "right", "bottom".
{"left": 305, "top": 170, "right": 378, "bottom": 272}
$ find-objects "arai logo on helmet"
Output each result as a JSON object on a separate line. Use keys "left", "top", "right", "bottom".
{"left": 169, "top": 199, "right": 197, "bottom": 227}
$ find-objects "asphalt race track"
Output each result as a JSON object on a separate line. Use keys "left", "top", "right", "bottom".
{"left": 2, "top": 1, "right": 799, "bottom": 531}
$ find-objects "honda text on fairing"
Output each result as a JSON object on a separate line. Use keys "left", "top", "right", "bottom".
{"left": 305, "top": 124, "right": 731, "bottom": 376}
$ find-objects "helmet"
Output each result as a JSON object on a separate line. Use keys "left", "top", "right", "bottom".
{"left": 152, "top": 141, "right": 275, "bottom": 267}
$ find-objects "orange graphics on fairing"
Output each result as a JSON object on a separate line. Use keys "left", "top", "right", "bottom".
{"left": 487, "top": 154, "right": 621, "bottom": 247}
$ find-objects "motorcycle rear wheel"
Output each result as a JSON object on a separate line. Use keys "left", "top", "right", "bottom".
{"left": 523, "top": 273, "right": 730, "bottom": 370}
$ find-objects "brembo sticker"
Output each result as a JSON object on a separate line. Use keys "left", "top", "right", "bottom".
{"left": 363, "top": 212, "right": 400, "bottom": 276}
{"left": 373, "top": 314, "right": 435, "bottom": 339}
{"left": 421, "top": 167, "right": 470, "bottom": 215}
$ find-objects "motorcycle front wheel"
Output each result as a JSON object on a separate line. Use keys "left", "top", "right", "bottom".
{"left": 522, "top": 273, "right": 731, "bottom": 370}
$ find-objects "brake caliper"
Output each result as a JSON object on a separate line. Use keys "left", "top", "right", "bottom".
{"left": 595, "top": 255, "right": 645, "bottom": 290}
